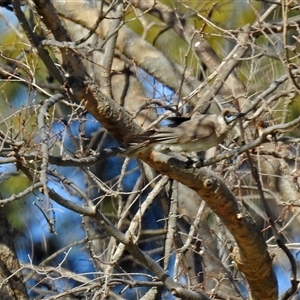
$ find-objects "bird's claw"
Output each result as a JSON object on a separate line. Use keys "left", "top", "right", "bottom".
{"left": 185, "top": 156, "right": 204, "bottom": 168}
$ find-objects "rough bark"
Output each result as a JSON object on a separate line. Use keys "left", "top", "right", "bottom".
{"left": 0, "top": 209, "right": 28, "bottom": 300}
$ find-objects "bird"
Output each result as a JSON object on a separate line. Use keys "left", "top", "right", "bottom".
{"left": 122, "top": 108, "right": 245, "bottom": 157}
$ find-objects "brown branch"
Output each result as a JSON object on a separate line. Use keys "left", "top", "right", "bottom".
{"left": 11, "top": 0, "right": 64, "bottom": 84}
{"left": 138, "top": 153, "right": 277, "bottom": 299}
{"left": 53, "top": 0, "right": 199, "bottom": 97}
{"left": 16, "top": 1, "right": 280, "bottom": 298}
{"left": 128, "top": 0, "right": 247, "bottom": 108}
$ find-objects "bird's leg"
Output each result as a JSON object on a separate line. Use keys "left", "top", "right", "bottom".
{"left": 183, "top": 153, "right": 204, "bottom": 168}
{"left": 192, "top": 158, "right": 204, "bottom": 168}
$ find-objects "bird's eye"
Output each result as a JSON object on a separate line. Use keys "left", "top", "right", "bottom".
{"left": 224, "top": 113, "right": 237, "bottom": 124}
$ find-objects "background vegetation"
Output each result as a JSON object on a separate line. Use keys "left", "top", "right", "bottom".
{"left": 0, "top": 0, "right": 299, "bottom": 299}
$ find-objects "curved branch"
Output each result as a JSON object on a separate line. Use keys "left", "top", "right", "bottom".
{"left": 139, "top": 153, "right": 277, "bottom": 300}
{"left": 19, "top": 1, "right": 279, "bottom": 299}
{"left": 12, "top": 0, "right": 65, "bottom": 84}
{"left": 53, "top": 0, "right": 200, "bottom": 96}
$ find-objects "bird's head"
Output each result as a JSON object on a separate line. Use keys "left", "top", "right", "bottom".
{"left": 222, "top": 108, "right": 245, "bottom": 125}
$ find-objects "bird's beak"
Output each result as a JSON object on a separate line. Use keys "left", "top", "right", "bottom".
{"left": 236, "top": 112, "right": 246, "bottom": 118}
{"left": 223, "top": 110, "right": 246, "bottom": 124}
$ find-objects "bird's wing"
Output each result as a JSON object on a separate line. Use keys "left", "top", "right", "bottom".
{"left": 151, "top": 115, "right": 217, "bottom": 145}
{"left": 176, "top": 117, "right": 216, "bottom": 144}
